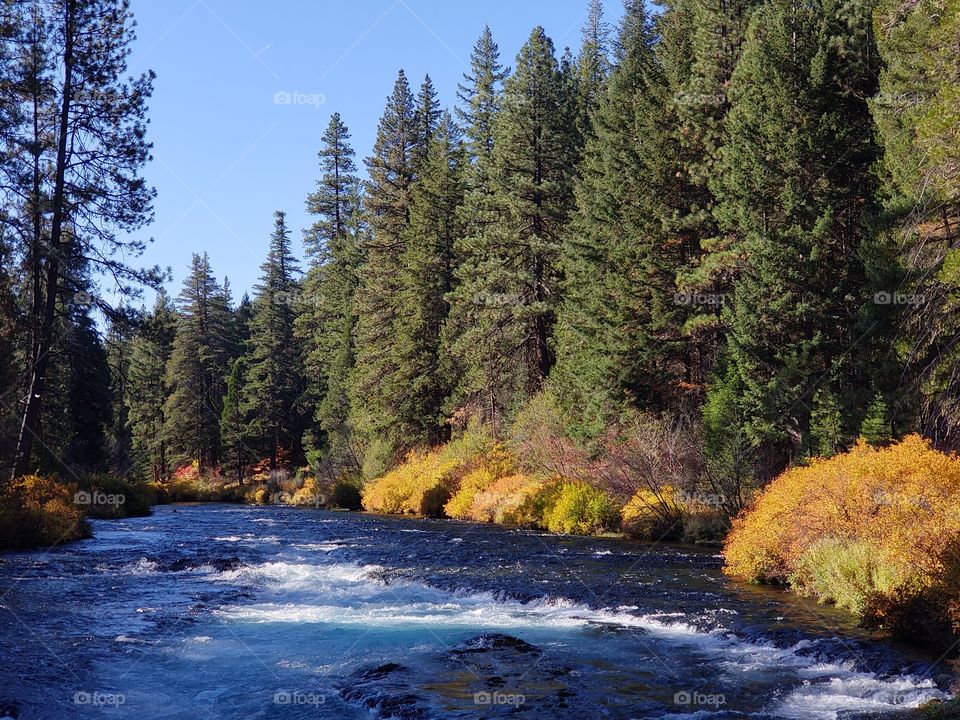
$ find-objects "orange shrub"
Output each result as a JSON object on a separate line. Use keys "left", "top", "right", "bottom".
{"left": 724, "top": 435, "right": 960, "bottom": 640}
{"left": 447, "top": 472, "right": 545, "bottom": 524}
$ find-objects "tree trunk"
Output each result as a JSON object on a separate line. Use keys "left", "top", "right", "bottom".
{"left": 11, "top": 0, "right": 75, "bottom": 480}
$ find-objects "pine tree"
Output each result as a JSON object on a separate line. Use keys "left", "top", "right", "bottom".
{"left": 452, "top": 25, "right": 510, "bottom": 304}
{"left": 447, "top": 27, "right": 578, "bottom": 427}
{"left": 872, "top": 0, "right": 960, "bottom": 448}
{"left": 9, "top": 0, "right": 162, "bottom": 479}
{"left": 163, "top": 253, "right": 232, "bottom": 471}
{"left": 553, "top": 2, "right": 685, "bottom": 438}
{"left": 390, "top": 113, "right": 466, "bottom": 445}
{"left": 244, "top": 210, "right": 303, "bottom": 470}
{"left": 220, "top": 357, "right": 253, "bottom": 481}
{"left": 702, "top": 362, "right": 754, "bottom": 513}
{"left": 413, "top": 74, "right": 441, "bottom": 170}
{"left": 296, "top": 112, "right": 362, "bottom": 472}
{"left": 719, "top": 0, "right": 879, "bottom": 470}
{"left": 665, "top": 0, "right": 762, "bottom": 387}
{"left": 456, "top": 26, "right": 509, "bottom": 167}
{"left": 127, "top": 292, "right": 176, "bottom": 482}
{"left": 575, "top": 0, "right": 611, "bottom": 136}
{"left": 809, "top": 388, "right": 843, "bottom": 458}
{"left": 351, "top": 71, "right": 418, "bottom": 444}
{"left": 860, "top": 393, "right": 892, "bottom": 446}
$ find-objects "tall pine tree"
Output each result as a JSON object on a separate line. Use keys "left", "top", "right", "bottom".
{"left": 390, "top": 113, "right": 466, "bottom": 445}
{"left": 447, "top": 27, "right": 578, "bottom": 428}
{"left": 163, "top": 253, "right": 232, "bottom": 471}
{"left": 296, "top": 112, "right": 363, "bottom": 472}
{"left": 127, "top": 292, "right": 176, "bottom": 482}
{"left": 350, "top": 71, "right": 419, "bottom": 449}
{"left": 718, "top": 0, "right": 879, "bottom": 471}
{"left": 244, "top": 211, "right": 303, "bottom": 470}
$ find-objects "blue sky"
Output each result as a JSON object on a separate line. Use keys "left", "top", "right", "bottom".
{"left": 126, "top": 0, "right": 624, "bottom": 304}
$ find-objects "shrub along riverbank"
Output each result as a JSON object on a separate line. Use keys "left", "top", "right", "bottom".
{"left": 360, "top": 399, "right": 730, "bottom": 543}
{"left": 6, "top": 427, "right": 960, "bottom": 660}
{"left": 0, "top": 473, "right": 153, "bottom": 550}
{"left": 724, "top": 435, "right": 960, "bottom": 651}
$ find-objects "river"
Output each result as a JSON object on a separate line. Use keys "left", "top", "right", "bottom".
{"left": 0, "top": 504, "right": 951, "bottom": 719}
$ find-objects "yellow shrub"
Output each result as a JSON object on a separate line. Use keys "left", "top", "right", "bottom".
{"left": 543, "top": 481, "right": 619, "bottom": 535}
{"left": 444, "top": 466, "right": 496, "bottom": 519}
{"left": 723, "top": 435, "right": 960, "bottom": 638}
{"left": 0, "top": 475, "right": 91, "bottom": 550}
{"left": 362, "top": 447, "right": 463, "bottom": 516}
{"left": 448, "top": 472, "right": 545, "bottom": 524}
{"left": 363, "top": 427, "right": 507, "bottom": 517}
{"left": 290, "top": 477, "right": 324, "bottom": 506}
{"left": 621, "top": 485, "right": 686, "bottom": 540}
{"left": 446, "top": 440, "right": 517, "bottom": 515}
{"left": 247, "top": 486, "right": 270, "bottom": 505}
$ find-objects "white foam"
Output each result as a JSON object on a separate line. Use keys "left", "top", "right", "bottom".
{"left": 213, "top": 559, "right": 951, "bottom": 718}
{"left": 115, "top": 557, "right": 160, "bottom": 575}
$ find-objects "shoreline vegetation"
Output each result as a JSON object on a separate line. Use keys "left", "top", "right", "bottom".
{"left": 7, "top": 423, "right": 960, "bottom": 649}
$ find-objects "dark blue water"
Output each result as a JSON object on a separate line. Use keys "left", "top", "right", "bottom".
{"left": 0, "top": 504, "right": 951, "bottom": 719}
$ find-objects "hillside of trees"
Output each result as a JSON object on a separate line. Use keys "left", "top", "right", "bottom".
{"left": 1, "top": 0, "right": 959, "bottom": 533}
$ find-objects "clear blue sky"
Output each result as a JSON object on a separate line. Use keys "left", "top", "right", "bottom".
{"left": 126, "top": 0, "right": 624, "bottom": 304}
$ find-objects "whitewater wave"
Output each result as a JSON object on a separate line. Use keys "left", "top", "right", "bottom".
{"left": 212, "top": 558, "right": 948, "bottom": 719}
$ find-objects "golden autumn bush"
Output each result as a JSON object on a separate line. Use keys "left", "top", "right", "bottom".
{"left": 544, "top": 481, "right": 619, "bottom": 535}
{"left": 362, "top": 424, "right": 498, "bottom": 517}
{"left": 620, "top": 485, "right": 686, "bottom": 540}
{"left": 724, "top": 435, "right": 960, "bottom": 644}
{"left": 0, "top": 475, "right": 91, "bottom": 550}
{"left": 469, "top": 474, "right": 546, "bottom": 525}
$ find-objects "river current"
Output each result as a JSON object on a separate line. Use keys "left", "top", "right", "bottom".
{"left": 0, "top": 504, "right": 951, "bottom": 719}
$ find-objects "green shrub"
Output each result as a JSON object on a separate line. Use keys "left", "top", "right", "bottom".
{"left": 78, "top": 474, "right": 153, "bottom": 518}
{"left": 362, "top": 436, "right": 395, "bottom": 481}
{"left": 330, "top": 479, "right": 363, "bottom": 510}
{"left": 919, "top": 698, "right": 960, "bottom": 720}
{"left": 682, "top": 511, "right": 730, "bottom": 545}
{"left": 544, "top": 481, "right": 619, "bottom": 535}
{"left": 788, "top": 538, "right": 902, "bottom": 616}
